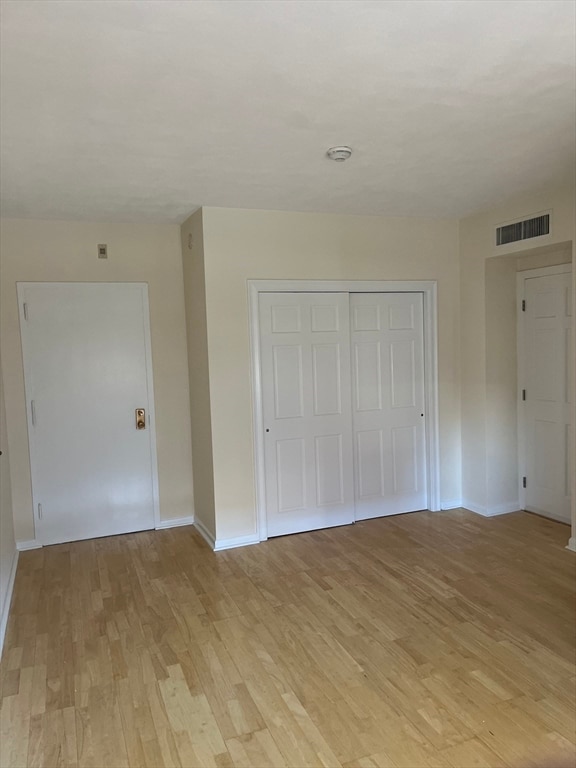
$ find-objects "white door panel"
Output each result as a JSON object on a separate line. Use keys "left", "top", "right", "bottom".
{"left": 351, "top": 293, "right": 426, "bottom": 520}
{"left": 260, "top": 293, "right": 354, "bottom": 537}
{"left": 19, "top": 283, "right": 157, "bottom": 545}
{"left": 524, "top": 272, "right": 572, "bottom": 523}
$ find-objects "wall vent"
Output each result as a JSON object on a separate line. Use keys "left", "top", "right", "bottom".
{"left": 496, "top": 212, "right": 550, "bottom": 246}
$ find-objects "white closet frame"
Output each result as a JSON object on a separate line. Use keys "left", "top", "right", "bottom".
{"left": 248, "top": 279, "right": 440, "bottom": 542}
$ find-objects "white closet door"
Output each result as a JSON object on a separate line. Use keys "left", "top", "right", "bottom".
{"left": 351, "top": 293, "right": 427, "bottom": 519}
{"left": 524, "top": 272, "right": 572, "bottom": 523}
{"left": 260, "top": 293, "right": 354, "bottom": 537}
{"left": 19, "top": 282, "right": 157, "bottom": 545}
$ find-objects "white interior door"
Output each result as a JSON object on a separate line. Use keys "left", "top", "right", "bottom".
{"left": 523, "top": 271, "right": 572, "bottom": 523}
{"left": 351, "top": 293, "right": 427, "bottom": 519}
{"left": 260, "top": 293, "right": 354, "bottom": 537}
{"left": 19, "top": 282, "right": 158, "bottom": 545}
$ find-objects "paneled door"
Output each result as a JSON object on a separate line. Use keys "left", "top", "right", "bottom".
{"left": 350, "top": 293, "right": 427, "bottom": 519}
{"left": 260, "top": 293, "right": 355, "bottom": 537}
{"left": 19, "top": 282, "right": 158, "bottom": 545}
{"left": 523, "top": 271, "right": 572, "bottom": 523}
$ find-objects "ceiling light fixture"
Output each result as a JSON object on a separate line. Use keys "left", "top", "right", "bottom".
{"left": 326, "top": 146, "right": 352, "bottom": 162}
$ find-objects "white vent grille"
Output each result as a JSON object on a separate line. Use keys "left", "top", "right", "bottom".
{"left": 496, "top": 213, "right": 550, "bottom": 246}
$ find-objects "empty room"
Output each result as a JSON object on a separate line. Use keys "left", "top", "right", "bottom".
{"left": 0, "top": 1, "right": 574, "bottom": 767}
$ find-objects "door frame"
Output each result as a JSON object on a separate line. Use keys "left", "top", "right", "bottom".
{"left": 516, "top": 264, "right": 572, "bottom": 519}
{"left": 17, "top": 281, "right": 161, "bottom": 544}
{"left": 248, "top": 279, "right": 440, "bottom": 542}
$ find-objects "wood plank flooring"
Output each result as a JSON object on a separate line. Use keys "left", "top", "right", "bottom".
{"left": 1, "top": 509, "right": 574, "bottom": 768}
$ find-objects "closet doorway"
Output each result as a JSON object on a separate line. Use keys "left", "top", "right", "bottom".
{"left": 249, "top": 280, "right": 440, "bottom": 540}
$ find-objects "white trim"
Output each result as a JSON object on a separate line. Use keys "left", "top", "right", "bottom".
{"left": 214, "top": 533, "right": 260, "bottom": 552}
{"left": 194, "top": 519, "right": 216, "bottom": 549}
{"left": 525, "top": 506, "right": 570, "bottom": 526}
{"left": 488, "top": 501, "right": 521, "bottom": 516}
{"left": 155, "top": 515, "right": 194, "bottom": 530}
{"left": 567, "top": 537, "right": 576, "bottom": 552}
{"left": 0, "top": 550, "right": 19, "bottom": 656}
{"left": 441, "top": 499, "right": 462, "bottom": 510}
{"left": 463, "top": 500, "right": 519, "bottom": 517}
{"left": 248, "top": 279, "right": 441, "bottom": 544}
{"left": 462, "top": 500, "right": 487, "bottom": 516}
{"left": 17, "top": 282, "right": 161, "bottom": 543}
{"left": 16, "top": 539, "right": 42, "bottom": 551}
{"left": 517, "top": 264, "right": 572, "bottom": 513}
{"left": 140, "top": 285, "right": 163, "bottom": 530}
{"left": 195, "top": 520, "right": 260, "bottom": 551}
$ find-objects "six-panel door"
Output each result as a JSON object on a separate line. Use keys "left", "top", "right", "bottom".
{"left": 260, "top": 293, "right": 355, "bottom": 537}
{"left": 260, "top": 291, "right": 427, "bottom": 537}
{"left": 350, "top": 293, "right": 426, "bottom": 519}
{"left": 524, "top": 272, "right": 572, "bottom": 523}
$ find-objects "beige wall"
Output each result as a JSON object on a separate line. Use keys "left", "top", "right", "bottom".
{"left": 485, "top": 256, "right": 518, "bottom": 510}
{"left": 573, "top": 257, "right": 576, "bottom": 550}
{"left": 459, "top": 186, "right": 575, "bottom": 538}
{"left": 0, "top": 219, "right": 195, "bottom": 542}
{"left": 516, "top": 244, "right": 572, "bottom": 272}
{"left": 0, "top": 349, "right": 17, "bottom": 653}
{"left": 197, "top": 207, "right": 461, "bottom": 541}
{"left": 181, "top": 210, "right": 216, "bottom": 538}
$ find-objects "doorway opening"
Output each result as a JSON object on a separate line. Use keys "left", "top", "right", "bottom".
{"left": 517, "top": 265, "right": 572, "bottom": 524}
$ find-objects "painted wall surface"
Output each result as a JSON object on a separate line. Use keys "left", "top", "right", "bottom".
{"left": 0, "top": 219, "right": 195, "bottom": 542}
{"left": 459, "top": 185, "right": 575, "bottom": 537}
{"left": 181, "top": 210, "right": 216, "bottom": 538}
{"left": 573, "top": 255, "right": 576, "bottom": 550}
{"left": 485, "top": 257, "right": 518, "bottom": 510}
{"left": 200, "top": 207, "right": 461, "bottom": 541}
{"left": 0, "top": 350, "right": 17, "bottom": 653}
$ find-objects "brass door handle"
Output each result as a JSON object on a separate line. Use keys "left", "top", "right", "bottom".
{"left": 135, "top": 408, "right": 146, "bottom": 429}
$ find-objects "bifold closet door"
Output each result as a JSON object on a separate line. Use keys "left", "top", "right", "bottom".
{"left": 350, "top": 293, "right": 427, "bottom": 519}
{"left": 260, "top": 293, "right": 355, "bottom": 537}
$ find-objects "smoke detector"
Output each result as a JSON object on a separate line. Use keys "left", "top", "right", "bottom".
{"left": 326, "top": 146, "right": 352, "bottom": 162}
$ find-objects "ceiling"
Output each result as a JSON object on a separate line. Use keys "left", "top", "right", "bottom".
{"left": 1, "top": 0, "right": 574, "bottom": 223}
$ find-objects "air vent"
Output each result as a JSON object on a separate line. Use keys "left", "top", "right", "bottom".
{"left": 496, "top": 213, "right": 550, "bottom": 246}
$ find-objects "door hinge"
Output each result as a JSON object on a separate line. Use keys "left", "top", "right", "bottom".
{"left": 23, "top": 302, "right": 29, "bottom": 320}
{"left": 521, "top": 299, "right": 526, "bottom": 312}
{"left": 522, "top": 389, "right": 526, "bottom": 401}
{"left": 30, "top": 400, "right": 37, "bottom": 426}
{"left": 522, "top": 476, "right": 527, "bottom": 489}
{"left": 37, "top": 503, "right": 42, "bottom": 520}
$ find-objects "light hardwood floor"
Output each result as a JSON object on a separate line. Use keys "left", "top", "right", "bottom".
{"left": 0, "top": 509, "right": 574, "bottom": 768}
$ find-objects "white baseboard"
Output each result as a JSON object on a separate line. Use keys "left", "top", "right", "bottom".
{"left": 195, "top": 521, "right": 260, "bottom": 551}
{"left": 194, "top": 519, "right": 216, "bottom": 549}
{"left": 487, "top": 501, "right": 520, "bottom": 516}
{"left": 462, "top": 500, "right": 520, "bottom": 517}
{"left": 566, "top": 537, "right": 576, "bottom": 552}
{"left": 0, "top": 549, "right": 19, "bottom": 657}
{"left": 16, "top": 539, "right": 42, "bottom": 551}
{"left": 155, "top": 515, "right": 194, "bottom": 530}
{"left": 214, "top": 533, "right": 260, "bottom": 552}
{"left": 462, "top": 500, "right": 487, "bottom": 516}
{"left": 441, "top": 499, "right": 462, "bottom": 510}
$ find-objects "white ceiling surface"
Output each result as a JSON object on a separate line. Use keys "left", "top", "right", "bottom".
{"left": 1, "top": 0, "right": 575, "bottom": 223}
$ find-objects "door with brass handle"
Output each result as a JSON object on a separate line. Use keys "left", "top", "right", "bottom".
{"left": 135, "top": 408, "right": 146, "bottom": 429}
